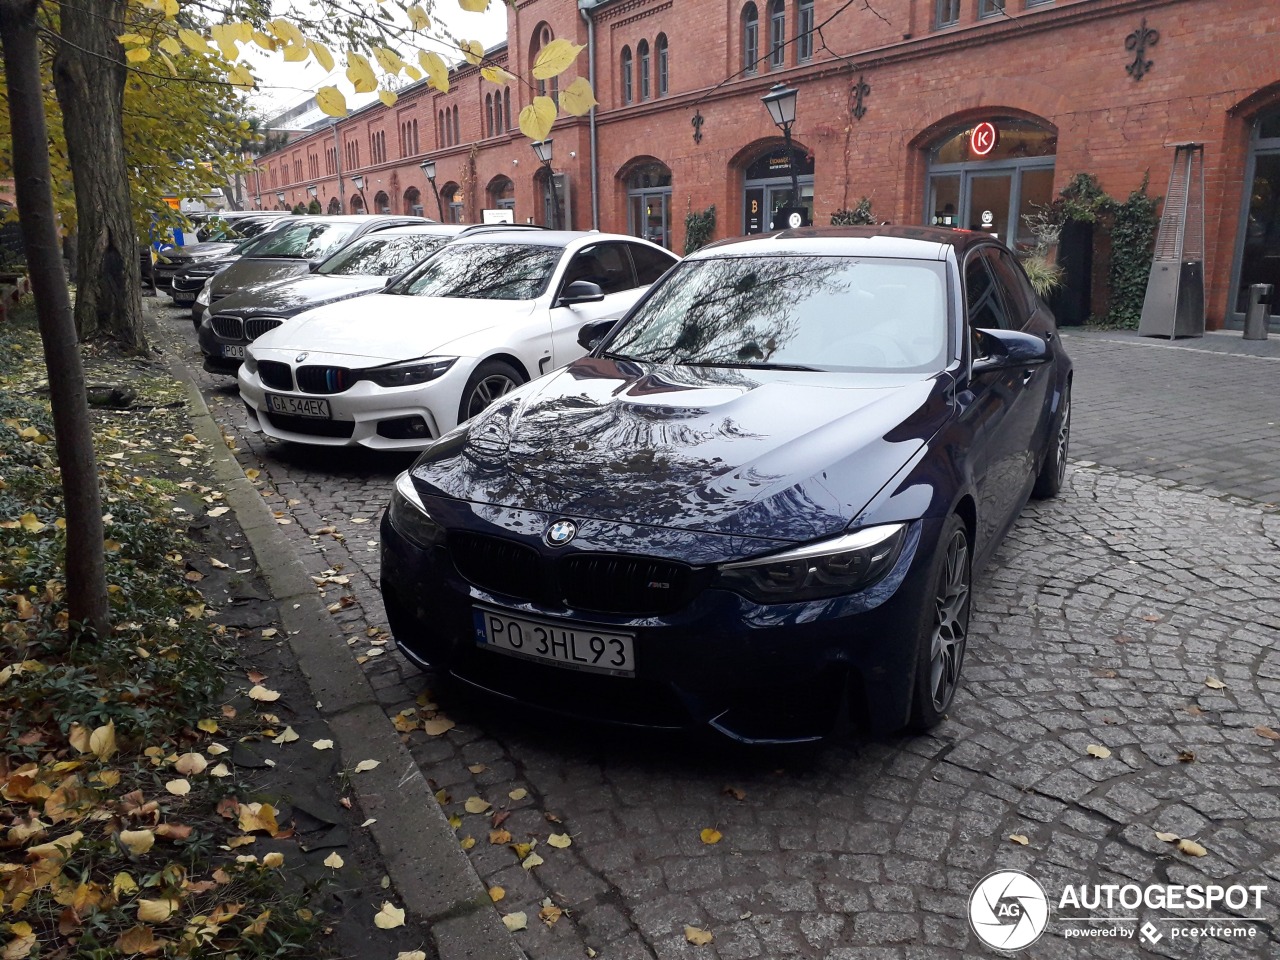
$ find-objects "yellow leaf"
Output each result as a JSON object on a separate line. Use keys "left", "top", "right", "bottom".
{"left": 206, "top": 742, "right": 228, "bottom": 755}
{"left": 68, "top": 723, "right": 91, "bottom": 754}
{"left": 113, "top": 873, "right": 138, "bottom": 897}
{"left": 165, "top": 779, "right": 190, "bottom": 796}
{"left": 282, "top": 43, "right": 308, "bottom": 62}
{"left": 271, "top": 726, "right": 299, "bottom": 744}
{"left": 117, "top": 32, "right": 148, "bottom": 44}
{"left": 210, "top": 763, "right": 231, "bottom": 778}
{"left": 308, "top": 41, "right": 334, "bottom": 72}
{"left": 547, "top": 833, "right": 572, "bottom": 848}
{"left": 1085, "top": 744, "right": 1111, "bottom": 759}
{"left": 459, "top": 39, "right": 484, "bottom": 65}
{"left": 458, "top": 0, "right": 488, "bottom": 10}
{"left": 238, "top": 802, "right": 279, "bottom": 835}
{"left": 262, "top": 851, "right": 285, "bottom": 868}
{"left": 1155, "top": 831, "right": 1180, "bottom": 842}
{"left": 418, "top": 51, "right": 449, "bottom": 92}
{"left": 268, "top": 17, "right": 304, "bottom": 46}
{"left": 209, "top": 23, "right": 240, "bottom": 59}
{"left": 178, "top": 29, "right": 209, "bottom": 53}
{"left": 460, "top": 836, "right": 476, "bottom": 850}
{"left": 508, "top": 788, "right": 527, "bottom": 801}
{"left": 315, "top": 85, "right": 347, "bottom": 118}
{"left": 89, "top": 720, "right": 117, "bottom": 761}
{"left": 247, "top": 684, "right": 281, "bottom": 702}
{"left": 501, "top": 911, "right": 527, "bottom": 932}
{"left": 137, "top": 898, "right": 178, "bottom": 923}
{"left": 379, "top": 89, "right": 399, "bottom": 108}
{"left": 423, "top": 717, "right": 454, "bottom": 736}
{"left": 518, "top": 96, "right": 557, "bottom": 142}
{"left": 118, "top": 829, "right": 155, "bottom": 855}
{"left": 1177, "top": 838, "right": 1208, "bottom": 857}
{"left": 27, "top": 830, "right": 83, "bottom": 861}
{"left": 685, "top": 925, "right": 713, "bottom": 946}
{"left": 532, "top": 38, "right": 583, "bottom": 80}
{"left": 312, "top": 738, "right": 334, "bottom": 750}
{"left": 1008, "top": 834, "right": 1030, "bottom": 846}
{"left": 405, "top": 65, "right": 422, "bottom": 81}
{"left": 323, "top": 852, "right": 344, "bottom": 869}
{"left": 115, "top": 925, "right": 162, "bottom": 956}
{"left": 354, "top": 759, "right": 380, "bottom": 773}
{"left": 522, "top": 852, "right": 544, "bottom": 869}
{"left": 252, "top": 30, "right": 276, "bottom": 50}
{"left": 397, "top": 953, "right": 427, "bottom": 960}
{"left": 227, "top": 63, "right": 255, "bottom": 88}
{"left": 468, "top": 764, "right": 486, "bottom": 774}
{"left": 539, "top": 903, "right": 563, "bottom": 925}
{"left": 197, "top": 718, "right": 219, "bottom": 734}
{"left": 699, "top": 827, "right": 722, "bottom": 845}
{"left": 158, "top": 36, "right": 181, "bottom": 56}
{"left": 407, "top": 5, "right": 430, "bottom": 29}
{"left": 489, "top": 829, "right": 512, "bottom": 844}
{"left": 346, "top": 53, "right": 377, "bottom": 94}
{"left": 464, "top": 796, "right": 491, "bottom": 814}
{"left": 174, "top": 752, "right": 207, "bottom": 775}
{"left": 373, "top": 46, "right": 405, "bottom": 74}
{"left": 19, "top": 512, "right": 45, "bottom": 533}
{"left": 481, "top": 65, "right": 512, "bottom": 85}
{"left": 161, "top": 0, "right": 178, "bottom": 17}
{"left": 559, "top": 77, "right": 598, "bottom": 117}
{"left": 1204, "top": 676, "right": 1226, "bottom": 690}
{"left": 4, "top": 925, "right": 36, "bottom": 960}
{"left": 373, "top": 902, "right": 405, "bottom": 929}
{"left": 488, "top": 886, "right": 505, "bottom": 902}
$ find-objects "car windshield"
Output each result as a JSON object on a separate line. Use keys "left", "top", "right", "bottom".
{"left": 246, "top": 221, "right": 359, "bottom": 261}
{"left": 606, "top": 255, "right": 950, "bottom": 373}
{"left": 318, "top": 234, "right": 448, "bottom": 277}
{"left": 389, "top": 242, "right": 561, "bottom": 300}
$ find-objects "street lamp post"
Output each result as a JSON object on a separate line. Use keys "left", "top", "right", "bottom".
{"left": 419, "top": 160, "right": 444, "bottom": 221}
{"left": 351, "top": 175, "right": 368, "bottom": 214}
{"left": 531, "top": 139, "right": 559, "bottom": 230}
{"left": 760, "top": 82, "right": 804, "bottom": 228}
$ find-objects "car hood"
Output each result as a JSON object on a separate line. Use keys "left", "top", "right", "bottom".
{"left": 410, "top": 358, "right": 953, "bottom": 541}
{"left": 249, "top": 293, "right": 536, "bottom": 363}
{"left": 210, "top": 258, "right": 311, "bottom": 297}
{"left": 210, "top": 275, "right": 388, "bottom": 319}
{"left": 164, "top": 241, "right": 237, "bottom": 261}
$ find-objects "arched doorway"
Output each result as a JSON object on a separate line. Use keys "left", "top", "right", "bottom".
{"left": 533, "top": 168, "right": 565, "bottom": 229}
{"left": 487, "top": 176, "right": 515, "bottom": 216}
{"left": 350, "top": 194, "right": 365, "bottom": 214}
{"left": 924, "top": 117, "right": 1056, "bottom": 250}
{"left": 441, "top": 183, "right": 464, "bottom": 223}
{"left": 623, "top": 160, "right": 672, "bottom": 248}
{"left": 741, "top": 145, "right": 814, "bottom": 234}
{"left": 404, "top": 185, "right": 422, "bottom": 216}
{"left": 1229, "top": 107, "right": 1280, "bottom": 327}
{"left": 327, "top": 197, "right": 341, "bottom": 215}
{"left": 373, "top": 190, "right": 391, "bottom": 214}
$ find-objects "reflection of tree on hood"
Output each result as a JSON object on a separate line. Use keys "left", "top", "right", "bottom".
{"left": 611, "top": 257, "right": 852, "bottom": 364}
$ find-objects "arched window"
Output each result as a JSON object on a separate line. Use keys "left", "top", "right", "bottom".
{"left": 621, "top": 46, "right": 633, "bottom": 104}
{"left": 504, "top": 91, "right": 512, "bottom": 130}
{"left": 486, "top": 93, "right": 494, "bottom": 137}
{"left": 412, "top": 119, "right": 419, "bottom": 153}
{"left": 768, "top": 0, "right": 785, "bottom": 68}
{"left": 797, "top": 0, "right": 814, "bottom": 61}
{"left": 494, "top": 90, "right": 504, "bottom": 133}
{"left": 438, "top": 110, "right": 446, "bottom": 147}
{"left": 656, "top": 34, "right": 669, "bottom": 96}
{"left": 442, "top": 182, "right": 463, "bottom": 223}
{"left": 488, "top": 175, "right": 515, "bottom": 211}
{"left": 452, "top": 105, "right": 460, "bottom": 144}
{"left": 638, "top": 40, "right": 650, "bottom": 100}
{"left": 742, "top": 4, "right": 759, "bottom": 74}
{"left": 532, "top": 24, "right": 555, "bottom": 98}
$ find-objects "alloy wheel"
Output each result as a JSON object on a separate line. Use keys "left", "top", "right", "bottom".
{"left": 465, "top": 373, "right": 517, "bottom": 420}
{"left": 1055, "top": 393, "right": 1071, "bottom": 487}
{"left": 929, "top": 529, "right": 970, "bottom": 712}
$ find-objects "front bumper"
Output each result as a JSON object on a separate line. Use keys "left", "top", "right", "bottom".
{"left": 379, "top": 502, "right": 942, "bottom": 743}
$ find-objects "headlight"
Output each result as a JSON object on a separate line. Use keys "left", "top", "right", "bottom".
{"left": 196, "top": 279, "right": 213, "bottom": 306}
{"left": 717, "top": 523, "right": 907, "bottom": 603}
{"left": 388, "top": 471, "right": 445, "bottom": 548}
{"left": 360, "top": 357, "right": 456, "bottom": 388}
{"left": 242, "top": 351, "right": 258, "bottom": 375}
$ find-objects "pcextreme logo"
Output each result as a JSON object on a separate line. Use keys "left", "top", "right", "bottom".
{"left": 968, "top": 872, "right": 1269, "bottom": 952}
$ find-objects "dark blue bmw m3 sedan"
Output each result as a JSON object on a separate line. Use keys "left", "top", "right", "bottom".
{"left": 379, "top": 226, "right": 1072, "bottom": 743}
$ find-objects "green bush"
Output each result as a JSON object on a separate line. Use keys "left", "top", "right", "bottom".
{"left": 684, "top": 205, "right": 716, "bottom": 255}
{"left": 1105, "top": 176, "right": 1159, "bottom": 329}
{"left": 830, "top": 198, "right": 875, "bottom": 225}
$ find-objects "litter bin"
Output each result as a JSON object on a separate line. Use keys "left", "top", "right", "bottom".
{"left": 1244, "top": 283, "right": 1273, "bottom": 341}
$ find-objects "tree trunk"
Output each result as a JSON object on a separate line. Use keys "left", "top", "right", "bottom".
{"left": 52, "top": 0, "right": 146, "bottom": 353}
{"left": 0, "top": 0, "right": 111, "bottom": 640}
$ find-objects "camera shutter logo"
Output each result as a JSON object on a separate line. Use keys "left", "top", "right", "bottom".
{"left": 968, "top": 870, "right": 1049, "bottom": 951}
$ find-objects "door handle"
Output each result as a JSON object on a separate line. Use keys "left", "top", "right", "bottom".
{"left": 1021, "top": 368, "right": 1035, "bottom": 384}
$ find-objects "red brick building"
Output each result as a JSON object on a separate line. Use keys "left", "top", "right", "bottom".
{"left": 254, "top": 0, "right": 1280, "bottom": 329}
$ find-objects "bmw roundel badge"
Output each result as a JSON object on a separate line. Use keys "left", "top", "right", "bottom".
{"left": 544, "top": 519, "right": 577, "bottom": 547}
{"left": 296, "top": 352, "right": 309, "bottom": 363}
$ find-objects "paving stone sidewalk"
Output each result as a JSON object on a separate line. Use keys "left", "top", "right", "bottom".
{"left": 169, "top": 312, "right": 1280, "bottom": 959}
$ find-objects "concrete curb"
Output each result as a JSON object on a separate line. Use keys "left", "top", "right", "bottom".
{"left": 165, "top": 346, "right": 526, "bottom": 960}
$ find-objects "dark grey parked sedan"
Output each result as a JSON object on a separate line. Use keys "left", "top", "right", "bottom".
{"left": 193, "top": 215, "right": 426, "bottom": 321}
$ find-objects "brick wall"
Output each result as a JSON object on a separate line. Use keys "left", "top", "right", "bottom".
{"left": 253, "top": 0, "right": 1280, "bottom": 328}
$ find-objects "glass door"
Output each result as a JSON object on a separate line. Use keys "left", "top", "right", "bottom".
{"left": 966, "top": 171, "right": 1014, "bottom": 241}
{"left": 1233, "top": 151, "right": 1280, "bottom": 319}
{"left": 629, "top": 191, "right": 671, "bottom": 248}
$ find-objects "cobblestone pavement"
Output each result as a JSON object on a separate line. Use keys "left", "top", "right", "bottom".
{"left": 170, "top": 311, "right": 1280, "bottom": 959}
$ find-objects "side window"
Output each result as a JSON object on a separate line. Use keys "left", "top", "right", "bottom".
{"left": 563, "top": 244, "right": 635, "bottom": 295}
{"left": 964, "top": 252, "right": 1012, "bottom": 331}
{"left": 627, "top": 243, "right": 677, "bottom": 285}
{"left": 984, "top": 249, "right": 1034, "bottom": 329}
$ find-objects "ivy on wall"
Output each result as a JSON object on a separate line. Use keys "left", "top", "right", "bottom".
{"left": 684, "top": 204, "right": 717, "bottom": 255}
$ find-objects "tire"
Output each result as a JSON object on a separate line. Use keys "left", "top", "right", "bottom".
{"left": 457, "top": 359, "right": 524, "bottom": 424}
{"left": 1031, "top": 382, "right": 1071, "bottom": 500}
{"left": 907, "top": 514, "right": 972, "bottom": 731}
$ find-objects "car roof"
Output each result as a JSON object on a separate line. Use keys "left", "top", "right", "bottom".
{"left": 693, "top": 224, "right": 1006, "bottom": 261}
{"left": 345, "top": 224, "right": 469, "bottom": 239}
{"left": 447, "top": 229, "right": 660, "bottom": 248}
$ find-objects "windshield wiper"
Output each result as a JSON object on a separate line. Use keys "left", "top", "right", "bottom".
{"left": 676, "top": 360, "right": 821, "bottom": 372}
{"left": 601, "top": 350, "right": 647, "bottom": 363}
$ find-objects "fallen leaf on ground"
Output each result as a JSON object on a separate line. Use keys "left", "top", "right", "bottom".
{"left": 502, "top": 911, "right": 527, "bottom": 932}
{"left": 508, "top": 787, "right": 528, "bottom": 801}
{"left": 137, "top": 898, "right": 178, "bottom": 923}
{"left": 118, "top": 829, "right": 155, "bottom": 856}
{"left": 488, "top": 886, "right": 505, "bottom": 902}
{"left": 460, "top": 836, "right": 476, "bottom": 850}
{"left": 489, "top": 829, "right": 512, "bottom": 845}
{"left": 323, "top": 852, "right": 344, "bottom": 869}
{"left": 396, "top": 953, "right": 427, "bottom": 960}
{"left": 468, "top": 764, "right": 486, "bottom": 774}
{"left": 1177, "top": 750, "right": 1196, "bottom": 763}
{"left": 114, "top": 924, "right": 163, "bottom": 956}
{"left": 373, "top": 902, "right": 405, "bottom": 929}
{"left": 89, "top": 721, "right": 117, "bottom": 761}
{"left": 1177, "top": 838, "right": 1208, "bottom": 857}
{"left": 206, "top": 743, "right": 229, "bottom": 756}
{"left": 539, "top": 902, "right": 563, "bottom": 925}
{"left": 1085, "top": 744, "right": 1111, "bottom": 759}
{"left": 353, "top": 759, "right": 380, "bottom": 773}
{"left": 164, "top": 779, "right": 191, "bottom": 796}
{"left": 1204, "top": 677, "right": 1226, "bottom": 690}
{"left": 464, "top": 796, "right": 491, "bottom": 814}
{"left": 1008, "top": 834, "right": 1029, "bottom": 846}
{"left": 700, "top": 828, "right": 723, "bottom": 844}
{"left": 197, "top": 718, "right": 219, "bottom": 734}
{"left": 238, "top": 802, "right": 279, "bottom": 835}
{"left": 247, "top": 684, "right": 281, "bottom": 702}
{"left": 1255, "top": 725, "right": 1280, "bottom": 740}
{"left": 422, "top": 718, "right": 455, "bottom": 736}
{"left": 685, "top": 925, "right": 713, "bottom": 946}
{"left": 173, "top": 753, "right": 207, "bottom": 775}
{"left": 1155, "top": 831, "right": 1180, "bottom": 842}
{"left": 522, "top": 852, "right": 544, "bottom": 870}
{"left": 272, "top": 726, "right": 299, "bottom": 744}
{"left": 262, "top": 851, "right": 285, "bottom": 868}
{"left": 312, "top": 739, "right": 333, "bottom": 750}
{"left": 155, "top": 823, "right": 192, "bottom": 841}
{"left": 210, "top": 763, "right": 231, "bottom": 778}
{"left": 1141, "top": 614, "right": 1161, "bottom": 622}
{"left": 547, "top": 833, "right": 572, "bottom": 848}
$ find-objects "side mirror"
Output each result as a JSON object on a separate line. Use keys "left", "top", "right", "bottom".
{"left": 558, "top": 280, "right": 604, "bottom": 306}
{"left": 972, "top": 328, "right": 1049, "bottom": 373}
{"left": 577, "top": 317, "right": 619, "bottom": 351}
